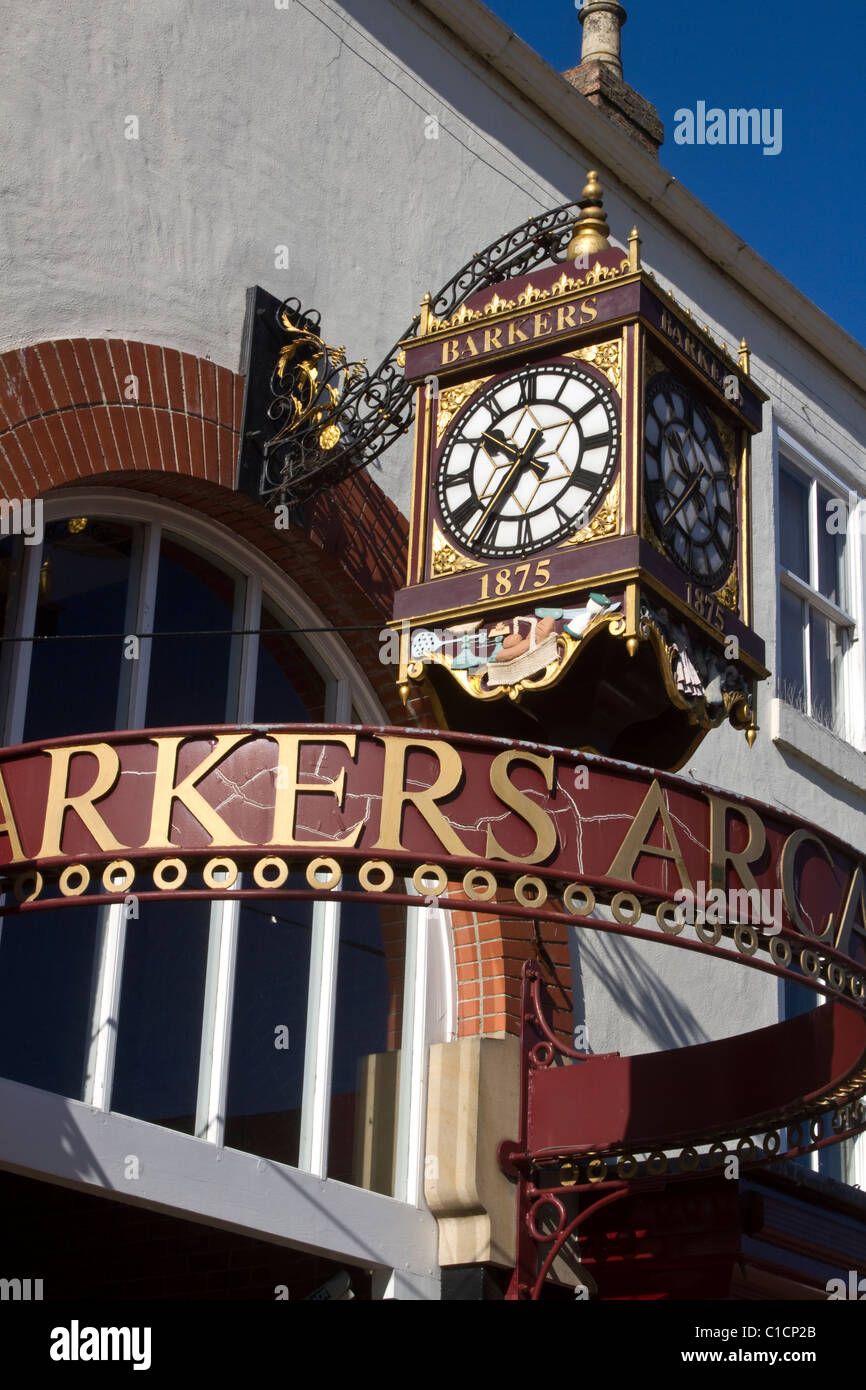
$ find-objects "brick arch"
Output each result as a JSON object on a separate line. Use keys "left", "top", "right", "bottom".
{"left": 0, "top": 336, "right": 558, "bottom": 1041}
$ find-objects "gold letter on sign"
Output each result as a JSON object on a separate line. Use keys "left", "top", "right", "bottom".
{"left": 270, "top": 734, "right": 362, "bottom": 848}
{"left": 38, "top": 744, "right": 128, "bottom": 859}
{"left": 607, "top": 779, "right": 694, "bottom": 891}
{"left": 779, "top": 828, "right": 835, "bottom": 941}
{"left": 708, "top": 795, "right": 766, "bottom": 893}
{"left": 144, "top": 734, "right": 252, "bottom": 849}
{"left": 485, "top": 751, "right": 556, "bottom": 865}
{"left": 0, "top": 766, "right": 25, "bottom": 863}
{"left": 374, "top": 737, "right": 469, "bottom": 856}
{"left": 834, "top": 865, "right": 866, "bottom": 958}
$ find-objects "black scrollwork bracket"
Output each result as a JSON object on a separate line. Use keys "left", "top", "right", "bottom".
{"left": 237, "top": 200, "right": 581, "bottom": 508}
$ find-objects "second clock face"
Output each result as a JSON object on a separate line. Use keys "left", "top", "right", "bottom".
{"left": 644, "top": 373, "right": 736, "bottom": 589}
{"left": 435, "top": 362, "right": 619, "bottom": 560}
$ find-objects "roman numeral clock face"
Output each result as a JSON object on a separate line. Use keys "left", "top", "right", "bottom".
{"left": 644, "top": 373, "right": 736, "bottom": 589}
{"left": 435, "top": 363, "right": 619, "bottom": 559}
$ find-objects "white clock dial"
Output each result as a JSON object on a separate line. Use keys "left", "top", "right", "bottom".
{"left": 435, "top": 362, "right": 619, "bottom": 559}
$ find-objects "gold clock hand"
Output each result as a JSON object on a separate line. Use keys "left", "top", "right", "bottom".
{"left": 468, "top": 429, "right": 544, "bottom": 543}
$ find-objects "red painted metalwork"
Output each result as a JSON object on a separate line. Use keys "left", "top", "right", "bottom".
{"left": 500, "top": 963, "right": 866, "bottom": 1300}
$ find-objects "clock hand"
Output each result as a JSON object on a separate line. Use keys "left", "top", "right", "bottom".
{"left": 481, "top": 428, "right": 521, "bottom": 462}
{"left": 468, "top": 429, "right": 545, "bottom": 544}
{"left": 663, "top": 466, "right": 709, "bottom": 528}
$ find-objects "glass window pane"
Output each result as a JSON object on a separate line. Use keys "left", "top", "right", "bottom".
{"left": 779, "top": 465, "right": 809, "bottom": 581}
{"left": 817, "top": 484, "right": 846, "bottom": 608}
{"left": 145, "top": 537, "right": 237, "bottom": 728}
{"left": 254, "top": 602, "right": 327, "bottom": 724}
{"left": 808, "top": 609, "right": 835, "bottom": 728}
{"left": 111, "top": 900, "right": 211, "bottom": 1134}
{"left": 24, "top": 519, "right": 134, "bottom": 742}
{"left": 779, "top": 587, "right": 805, "bottom": 708}
{"left": 328, "top": 889, "right": 403, "bottom": 1194}
{"left": 0, "top": 904, "right": 100, "bottom": 1098}
{"left": 224, "top": 899, "right": 313, "bottom": 1167}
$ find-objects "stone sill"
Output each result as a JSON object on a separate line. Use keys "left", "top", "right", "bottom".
{"left": 769, "top": 697, "right": 866, "bottom": 798}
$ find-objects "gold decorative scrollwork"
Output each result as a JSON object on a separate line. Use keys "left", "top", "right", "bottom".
{"left": 714, "top": 566, "right": 739, "bottom": 612}
{"left": 431, "top": 521, "right": 482, "bottom": 576}
{"left": 560, "top": 478, "right": 620, "bottom": 547}
{"left": 435, "top": 376, "right": 490, "bottom": 443}
{"left": 565, "top": 340, "right": 621, "bottom": 390}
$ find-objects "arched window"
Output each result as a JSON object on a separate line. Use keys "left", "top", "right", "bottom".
{"left": 0, "top": 491, "right": 455, "bottom": 1215}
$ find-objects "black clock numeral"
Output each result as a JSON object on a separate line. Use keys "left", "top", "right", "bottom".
{"left": 514, "top": 516, "right": 532, "bottom": 550}
{"left": 449, "top": 496, "right": 481, "bottom": 532}
{"left": 581, "top": 430, "right": 612, "bottom": 452}
{"left": 516, "top": 375, "right": 537, "bottom": 407}
{"left": 445, "top": 466, "right": 473, "bottom": 490}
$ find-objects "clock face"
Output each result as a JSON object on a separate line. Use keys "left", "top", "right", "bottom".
{"left": 644, "top": 373, "right": 736, "bottom": 589}
{"left": 435, "top": 362, "right": 619, "bottom": 560}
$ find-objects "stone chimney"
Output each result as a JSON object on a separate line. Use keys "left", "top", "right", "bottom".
{"left": 564, "top": 2, "right": 664, "bottom": 158}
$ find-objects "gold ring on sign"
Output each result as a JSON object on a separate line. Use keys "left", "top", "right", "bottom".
{"left": 586, "top": 1158, "right": 607, "bottom": 1183}
{"left": 827, "top": 962, "right": 846, "bottom": 991}
{"left": 734, "top": 924, "right": 758, "bottom": 956}
{"left": 307, "top": 857, "right": 341, "bottom": 890}
{"left": 103, "top": 860, "right": 135, "bottom": 893}
{"left": 413, "top": 864, "right": 447, "bottom": 897}
{"left": 463, "top": 869, "right": 497, "bottom": 902}
{"left": 647, "top": 1151, "right": 668, "bottom": 1176}
{"left": 359, "top": 860, "right": 395, "bottom": 893}
{"left": 153, "top": 858, "right": 188, "bottom": 891}
{"left": 679, "top": 1147, "right": 700, "bottom": 1173}
{"left": 253, "top": 857, "right": 289, "bottom": 889}
{"left": 832, "top": 1108, "right": 847, "bottom": 1133}
{"left": 611, "top": 891, "right": 641, "bottom": 925}
{"left": 515, "top": 875, "right": 547, "bottom": 908}
{"left": 616, "top": 1154, "right": 638, "bottom": 1180}
{"left": 736, "top": 1137, "right": 756, "bottom": 1162}
{"left": 799, "top": 948, "right": 820, "bottom": 978}
{"left": 852, "top": 976, "right": 865, "bottom": 1000}
{"left": 14, "top": 871, "right": 43, "bottom": 903}
{"left": 563, "top": 883, "right": 595, "bottom": 916}
{"left": 59, "top": 864, "right": 90, "bottom": 897}
{"left": 203, "top": 857, "right": 238, "bottom": 890}
{"left": 656, "top": 901, "right": 683, "bottom": 934}
{"left": 695, "top": 919, "right": 721, "bottom": 945}
{"left": 708, "top": 1143, "right": 727, "bottom": 1166}
{"left": 559, "top": 1160, "right": 577, "bottom": 1188}
{"left": 810, "top": 1117, "right": 824, "bottom": 1142}
{"left": 763, "top": 1130, "right": 781, "bottom": 1155}
{"left": 770, "top": 936, "right": 792, "bottom": 967}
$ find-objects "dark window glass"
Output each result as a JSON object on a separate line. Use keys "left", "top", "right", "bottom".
{"left": 111, "top": 900, "right": 211, "bottom": 1133}
{"left": 779, "top": 465, "right": 809, "bottom": 582}
{"left": 0, "top": 904, "right": 100, "bottom": 1098}
{"left": 145, "top": 537, "right": 236, "bottom": 728}
{"left": 779, "top": 587, "right": 805, "bottom": 707}
{"left": 817, "top": 484, "right": 845, "bottom": 608}
{"left": 24, "top": 519, "right": 133, "bottom": 742}
{"left": 254, "top": 603, "right": 327, "bottom": 725}
{"left": 224, "top": 899, "right": 313, "bottom": 1166}
{"left": 328, "top": 889, "right": 401, "bottom": 1194}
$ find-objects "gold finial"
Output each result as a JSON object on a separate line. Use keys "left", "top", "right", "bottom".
{"left": 738, "top": 337, "right": 750, "bottom": 375}
{"left": 628, "top": 225, "right": 641, "bottom": 272}
{"left": 626, "top": 636, "right": 639, "bottom": 658}
{"left": 567, "top": 170, "right": 611, "bottom": 261}
{"left": 745, "top": 725, "right": 758, "bottom": 748}
{"left": 420, "top": 291, "right": 432, "bottom": 336}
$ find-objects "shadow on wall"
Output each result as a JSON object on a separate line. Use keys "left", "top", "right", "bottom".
{"left": 576, "top": 932, "right": 710, "bottom": 1052}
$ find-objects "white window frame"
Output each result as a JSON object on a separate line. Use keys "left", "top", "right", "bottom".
{"left": 0, "top": 489, "right": 455, "bottom": 1296}
{"left": 775, "top": 430, "right": 865, "bottom": 749}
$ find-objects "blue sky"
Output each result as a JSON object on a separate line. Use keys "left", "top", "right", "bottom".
{"left": 486, "top": 0, "right": 865, "bottom": 349}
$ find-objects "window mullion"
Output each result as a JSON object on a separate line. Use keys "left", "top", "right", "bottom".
{"left": 394, "top": 898, "right": 431, "bottom": 1205}
{"left": 298, "top": 896, "right": 340, "bottom": 1177}
{"left": 195, "top": 898, "right": 240, "bottom": 1145}
{"left": 1, "top": 538, "right": 42, "bottom": 745}
{"left": 82, "top": 901, "right": 127, "bottom": 1109}
{"left": 115, "top": 521, "right": 160, "bottom": 730}
{"left": 226, "top": 574, "right": 261, "bottom": 724}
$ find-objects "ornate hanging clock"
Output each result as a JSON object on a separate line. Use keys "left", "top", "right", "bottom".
{"left": 391, "top": 172, "right": 768, "bottom": 769}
